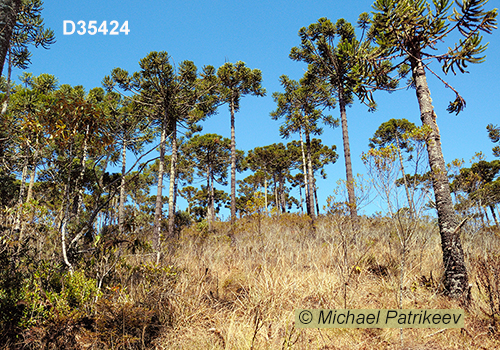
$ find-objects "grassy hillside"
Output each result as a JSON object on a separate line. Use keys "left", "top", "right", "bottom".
{"left": 1, "top": 214, "right": 499, "bottom": 349}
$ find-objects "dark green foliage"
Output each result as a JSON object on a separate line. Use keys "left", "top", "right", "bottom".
{"left": 487, "top": 124, "right": 500, "bottom": 157}
{"left": 10, "top": 0, "right": 55, "bottom": 70}
{"left": 369, "top": 118, "right": 417, "bottom": 152}
{"left": 290, "top": 16, "right": 397, "bottom": 110}
{"left": 371, "top": 0, "right": 498, "bottom": 114}
{"left": 452, "top": 160, "right": 500, "bottom": 210}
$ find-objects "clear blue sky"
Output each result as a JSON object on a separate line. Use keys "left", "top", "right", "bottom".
{"left": 15, "top": 0, "right": 500, "bottom": 216}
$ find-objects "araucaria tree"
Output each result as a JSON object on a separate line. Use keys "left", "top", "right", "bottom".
{"left": 290, "top": 17, "right": 395, "bottom": 225}
{"left": 105, "top": 51, "right": 218, "bottom": 259}
{"left": 217, "top": 62, "right": 265, "bottom": 229}
{"left": 271, "top": 73, "right": 336, "bottom": 220}
{"left": 183, "top": 133, "right": 232, "bottom": 231}
{"left": 370, "top": 0, "right": 497, "bottom": 298}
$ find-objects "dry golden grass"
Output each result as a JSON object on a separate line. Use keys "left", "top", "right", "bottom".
{"left": 148, "top": 214, "right": 500, "bottom": 350}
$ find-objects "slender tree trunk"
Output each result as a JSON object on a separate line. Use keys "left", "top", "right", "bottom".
{"left": 26, "top": 136, "right": 39, "bottom": 203}
{"left": 483, "top": 204, "right": 490, "bottom": 225}
{"left": 489, "top": 205, "right": 499, "bottom": 227}
{"left": 153, "top": 117, "right": 168, "bottom": 255}
{"left": 26, "top": 165, "right": 35, "bottom": 202}
{"left": 304, "top": 129, "right": 316, "bottom": 220}
{"left": 395, "top": 136, "right": 414, "bottom": 218}
{"left": 338, "top": 91, "right": 358, "bottom": 225}
{"left": 118, "top": 138, "right": 127, "bottom": 235}
{"left": 1, "top": 47, "right": 12, "bottom": 115}
{"left": 14, "top": 154, "right": 28, "bottom": 232}
{"left": 273, "top": 174, "right": 278, "bottom": 212}
{"left": 60, "top": 145, "right": 74, "bottom": 272}
{"left": 21, "top": 145, "right": 38, "bottom": 237}
{"left": 264, "top": 173, "right": 268, "bottom": 213}
{"left": 0, "top": 0, "right": 21, "bottom": 77}
{"left": 299, "top": 185, "right": 303, "bottom": 213}
{"left": 210, "top": 171, "right": 215, "bottom": 226}
{"left": 314, "top": 178, "right": 320, "bottom": 215}
{"left": 167, "top": 122, "right": 178, "bottom": 239}
{"left": 279, "top": 174, "right": 285, "bottom": 213}
{"left": 230, "top": 97, "right": 237, "bottom": 228}
{"left": 206, "top": 164, "right": 215, "bottom": 231}
{"left": 299, "top": 128, "right": 311, "bottom": 215}
{"left": 76, "top": 125, "right": 89, "bottom": 218}
{"left": 410, "top": 53, "right": 468, "bottom": 298}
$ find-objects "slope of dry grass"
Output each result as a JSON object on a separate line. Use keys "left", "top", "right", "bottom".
{"left": 148, "top": 214, "right": 500, "bottom": 349}
{"left": 3, "top": 213, "right": 499, "bottom": 349}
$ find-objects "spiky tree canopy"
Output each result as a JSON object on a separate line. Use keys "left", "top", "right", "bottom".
{"left": 370, "top": 0, "right": 498, "bottom": 113}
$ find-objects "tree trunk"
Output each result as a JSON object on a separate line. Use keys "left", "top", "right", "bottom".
{"left": 304, "top": 129, "right": 316, "bottom": 220}
{"left": 14, "top": 154, "right": 28, "bottom": 232}
{"left": 264, "top": 173, "right": 268, "bottom": 213}
{"left": 299, "top": 184, "right": 303, "bottom": 213}
{"left": 230, "top": 97, "right": 237, "bottom": 228}
{"left": 153, "top": 117, "right": 168, "bottom": 255}
{"left": 60, "top": 144, "right": 74, "bottom": 272}
{"left": 1, "top": 47, "right": 12, "bottom": 115}
{"left": 0, "top": 0, "right": 21, "bottom": 77}
{"left": 410, "top": 53, "right": 468, "bottom": 298}
{"left": 395, "top": 136, "right": 414, "bottom": 218}
{"left": 483, "top": 204, "right": 490, "bottom": 226}
{"left": 206, "top": 164, "right": 214, "bottom": 231}
{"left": 210, "top": 171, "right": 215, "bottom": 227}
{"left": 26, "top": 136, "right": 39, "bottom": 203}
{"left": 489, "top": 205, "right": 499, "bottom": 227}
{"left": 76, "top": 125, "right": 89, "bottom": 218}
{"left": 338, "top": 90, "right": 358, "bottom": 225}
{"left": 279, "top": 173, "right": 285, "bottom": 213}
{"left": 167, "top": 122, "right": 178, "bottom": 239}
{"left": 273, "top": 174, "right": 279, "bottom": 214}
{"left": 118, "top": 138, "right": 127, "bottom": 235}
{"left": 314, "top": 178, "right": 320, "bottom": 215}
{"left": 300, "top": 128, "right": 311, "bottom": 215}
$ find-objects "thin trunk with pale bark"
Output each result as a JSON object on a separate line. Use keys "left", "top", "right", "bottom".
{"left": 167, "top": 121, "right": 178, "bottom": 239}
{"left": 299, "top": 128, "right": 311, "bottom": 216}
{"left": 118, "top": 138, "right": 127, "bottom": 235}
{"left": 230, "top": 97, "right": 236, "bottom": 228}
{"left": 304, "top": 129, "right": 316, "bottom": 220}
{"left": 153, "top": 117, "right": 168, "bottom": 254}
{"left": 338, "top": 90, "right": 358, "bottom": 225}
{"left": 206, "top": 165, "right": 214, "bottom": 231}
{"left": 264, "top": 174, "right": 268, "bottom": 213}
{"left": 76, "top": 125, "right": 90, "bottom": 218}
{"left": 395, "top": 135, "right": 414, "bottom": 218}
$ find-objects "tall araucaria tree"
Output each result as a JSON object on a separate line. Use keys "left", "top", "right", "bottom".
{"left": 290, "top": 16, "right": 396, "bottom": 226}
{"left": 104, "top": 51, "right": 218, "bottom": 260}
{"left": 370, "top": 0, "right": 497, "bottom": 298}
{"left": 103, "top": 93, "right": 153, "bottom": 236}
{"left": 217, "top": 61, "right": 265, "bottom": 229}
{"left": 183, "top": 133, "right": 233, "bottom": 231}
{"left": 271, "top": 73, "right": 336, "bottom": 220}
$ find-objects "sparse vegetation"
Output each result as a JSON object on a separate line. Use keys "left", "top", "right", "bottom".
{"left": 1, "top": 214, "right": 500, "bottom": 349}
